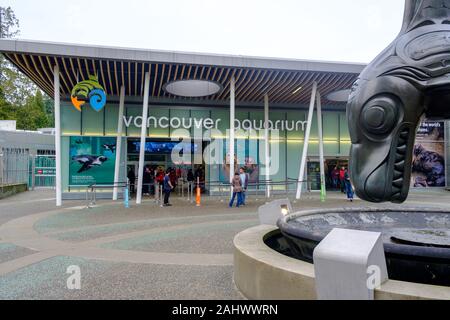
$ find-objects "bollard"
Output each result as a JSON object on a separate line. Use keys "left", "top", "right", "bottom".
{"left": 181, "top": 180, "right": 185, "bottom": 199}
{"left": 154, "top": 181, "right": 159, "bottom": 203}
{"left": 160, "top": 185, "right": 164, "bottom": 207}
{"left": 189, "top": 182, "right": 193, "bottom": 203}
{"left": 219, "top": 184, "right": 224, "bottom": 203}
{"left": 187, "top": 182, "right": 191, "bottom": 202}
{"left": 196, "top": 178, "right": 201, "bottom": 207}
{"left": 123, "top": 186, "right": 129, "bottom": 208}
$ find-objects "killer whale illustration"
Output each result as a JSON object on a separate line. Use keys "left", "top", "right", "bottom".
{"left": 72, "top": 155, "right": 108, "bottom": 173}
{"left": 347, "top": 0, "right": 450, "bottom": 203}
{"left": 103, "top": 144, "right": 116, "bottom": 153}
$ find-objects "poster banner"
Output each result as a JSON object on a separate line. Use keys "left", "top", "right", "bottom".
{"left": 69, "top": 137, "right": 116, "bottom": 186}
{"left": 411, "top": 121, "right": 446, "bottom": 188}
{"left": 220, "top": 139, "right": 260, "bottom": 183}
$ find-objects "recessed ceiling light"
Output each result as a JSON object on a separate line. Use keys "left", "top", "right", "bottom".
{"left": 164, "top": 80, "right": 222, "bottom": 97}
{"left": 327, "top": 89, "right": 352, "bottom": 102}
{"left": 292, "top": 86, "right": 303, "bottom": 94}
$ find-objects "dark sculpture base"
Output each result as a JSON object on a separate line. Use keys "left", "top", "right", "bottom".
{"left": 274, "top": 208, "right": 450, "bottom": 287}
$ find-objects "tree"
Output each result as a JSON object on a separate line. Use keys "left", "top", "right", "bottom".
{"left": 0, "top": 86, "right": 16, "bottom": 120}
{"left": 0, "top": 6, "right": 20, "bottom": 39}
{"left": 16, "top": 90, "right": 51, "bottom": 130}
{"left": 0, "top": 6, "right": 54, "bottom": 129}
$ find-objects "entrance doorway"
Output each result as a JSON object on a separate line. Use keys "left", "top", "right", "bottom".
{"left": 126, "top": 139, "right": 208, "bottom": 195}
{"left": 306, "top": 158, "right": 349, "bottom": 192}
{"left": 325, "top": 158, "right": 349, "bottom": 191}
{"left": 307, "top": 161, "right": 321, "bottom": 191}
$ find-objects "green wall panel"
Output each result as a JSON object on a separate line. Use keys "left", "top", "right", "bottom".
{"left": 105, "top": 104, "right": 119, "bottom": 136}
{"left": 148, "top": 108, "right": 169, "bottom": 138}
{"left": 82, "top": 105, "right": 104, "bottom": 136}
{"left": 61, "top": 103, "right": 81, "bottom": 135}
{"left": 126, "top": 107, "right": 142, "bottom": 137}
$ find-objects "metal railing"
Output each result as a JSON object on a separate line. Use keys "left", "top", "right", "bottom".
{"left": 84, "top": 177, "right": 315, "bottom": 208}
{"left": 86, "top": 181, "right": 129, "bottom": 208}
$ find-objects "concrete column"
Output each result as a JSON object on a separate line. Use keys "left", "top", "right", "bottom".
{"left": 296, "top": 82, "right": 317, "bottom": 200}
{"left": 264, "top": 94, "right": 270, "bottom": 198}
{"left": 229, "top": 77, "right": 236, "bottom": 187}
{"left": 53, "top": 64, "right": 62, "bottom": 207}
{"left": 316, "top": 91, "right": 326, "bottom": 201}
{"left": 113, "top": 85, "right": 125, "bottom": 201}
{"left": 136, "top": 72, "right": 151, "bottom": 205}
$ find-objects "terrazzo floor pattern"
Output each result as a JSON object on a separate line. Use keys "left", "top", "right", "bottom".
{"left": 1, "top": 189, "right": 450, "bottom": 299}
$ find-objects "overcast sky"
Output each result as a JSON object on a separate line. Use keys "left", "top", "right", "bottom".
{"left": 2, "top": 0, "right": 406, "bottom": 63}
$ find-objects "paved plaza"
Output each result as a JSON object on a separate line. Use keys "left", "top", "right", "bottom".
{"left": 0, "top": 189, "right": 450, "bottom": 300}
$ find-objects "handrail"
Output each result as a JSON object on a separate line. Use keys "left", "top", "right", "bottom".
{"left": 85, "top": 178, "right": 319, "bottom": 208}
{"left": 86, "top": 181, "right": 129, "bottom": 208}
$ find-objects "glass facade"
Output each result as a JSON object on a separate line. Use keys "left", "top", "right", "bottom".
{"left": 60, "top": 101, "right": 351, "bottom": 193}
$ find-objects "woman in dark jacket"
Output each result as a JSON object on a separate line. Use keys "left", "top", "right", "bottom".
{"left": 142, "top": 167, "right": 151, "bottom": 195}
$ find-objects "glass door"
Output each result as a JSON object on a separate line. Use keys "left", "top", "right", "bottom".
{"left": 307, "top": 161, "right": 321, "bottom": 191}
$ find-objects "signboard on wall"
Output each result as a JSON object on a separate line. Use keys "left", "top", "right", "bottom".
{"left": 220, "top": 140, "right": 259, "bottom": 183}
{"left": 411, "top": 121, "right": 446, "bottom": 188}
{"left": 69, "top": 137, "right": 116, "bottom": 186}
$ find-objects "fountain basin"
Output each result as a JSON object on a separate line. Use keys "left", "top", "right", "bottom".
{"left": 233, "top": 225, "right": 450, "bottom": 300}
{"left": 277, "top": 208, "right": 450, "bottom": 287}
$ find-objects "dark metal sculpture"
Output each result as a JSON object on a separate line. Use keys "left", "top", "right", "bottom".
{"left": 347, "top": 0, "right": 450, "bottom": 203}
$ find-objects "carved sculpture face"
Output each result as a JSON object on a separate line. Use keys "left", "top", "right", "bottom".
{"left": 347, "top": 0, "right": 450, "bottom": 203}
{"left": 347, "top": 77, "right": 425, "bottom": 203}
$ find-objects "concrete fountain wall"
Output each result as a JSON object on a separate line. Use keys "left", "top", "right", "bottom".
{"left": 233, "top": 225, "right": 450, "bottom": 300}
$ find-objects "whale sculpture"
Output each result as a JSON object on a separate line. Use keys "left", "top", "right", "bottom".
{"left": 347, "top": 0, "right": 450, "bottom": 203}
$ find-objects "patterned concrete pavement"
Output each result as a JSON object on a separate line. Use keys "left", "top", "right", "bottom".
{"left": 0, "top": 189, "right": 449, "bottom": 299}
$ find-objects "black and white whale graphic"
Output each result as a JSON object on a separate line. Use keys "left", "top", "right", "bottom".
{"left": 103, "top": 144, "right": 116, "bottom": 153}
{"left": 72, "top": 155, "right": 108, "bottom": 173}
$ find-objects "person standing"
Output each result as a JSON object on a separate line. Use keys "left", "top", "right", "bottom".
{"left": 127, "top": 168, "right": 136, "bottom": 194}
{"left": 187, "top": 169, "right": 194, "bottom": 196}
{"left": 344, "top": 168, "right": 354, "bottom": 201}
{"left": 239, "top": 167, "right": 249, "bottom": 206}
{"left": 163, "top": 169, "right": 174, "bottom": 206}
{"left": 339, "top": 166, "right": 346, "bottom": 193}
{"left": 229, "top": 172, "right": 243, "bottom": 208}
{"left": 331, "top": 166, "right": 339, "bottom": 190}
{"left": 142, "top": 167, "right": 151, "bottom": 196}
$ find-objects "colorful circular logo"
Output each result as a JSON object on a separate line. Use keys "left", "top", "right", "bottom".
{"left": 71, "top": 75, "right": 107, "bottom": 112}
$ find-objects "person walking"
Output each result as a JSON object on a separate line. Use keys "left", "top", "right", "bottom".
{"left": 163, "top": 169, "right": 174, "bottom": 206}
{"left": 239, "top": 167, "right": 249, "bottom": 206}
{"left": 229, "top": 172, "right": 243, "bottom": 208}
{"left": 344, "top": 168, "right": 354, "bottom": 201}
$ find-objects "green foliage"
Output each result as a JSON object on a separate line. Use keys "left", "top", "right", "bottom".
{"left": 0, "top": 87, "right": 15, "bottom": 120}
{"left": 16, "top": 90, "right": 51, "bottom": 130}
{"left": 0, "top": 6, "right": 54, "bottom": 130}
{"left": 0, "top": 6, "right": 20, "bottom": 39}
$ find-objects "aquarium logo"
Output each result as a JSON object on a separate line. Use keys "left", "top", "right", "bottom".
{"left": 71, "top": 75, "right": 107, "bottom": 112}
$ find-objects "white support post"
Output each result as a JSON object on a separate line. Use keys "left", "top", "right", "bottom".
{"left": 296, "top": 82, "right": 317, "bottom": 200}
{"left": 316, "top": 91, "right": 326, "bottom": 201}
{"left": 229, "top": 77, "right": 236, "bottom": 189}
{"left": 136, "top": 72, "right": 151, "bottom": 205}
{"left": 264, "top": 94, "right": 271, "bottom": 198}
{"left": 113, "top": 85, "right": 125, "bottom": 201}
{"left": 53, "top": 64, "right": 62, "bottom": 207}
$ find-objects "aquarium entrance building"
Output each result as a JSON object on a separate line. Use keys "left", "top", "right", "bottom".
{"left": 1, "top": 39, "right": 446, "bottom": 206}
